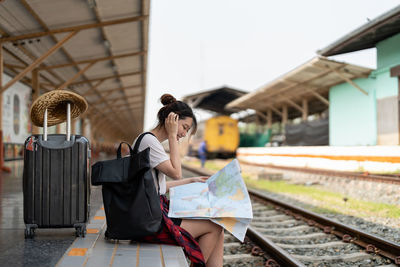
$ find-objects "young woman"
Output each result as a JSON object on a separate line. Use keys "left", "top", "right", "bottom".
{"left": 132, "top": 94, "right": 224, "bottom": 267}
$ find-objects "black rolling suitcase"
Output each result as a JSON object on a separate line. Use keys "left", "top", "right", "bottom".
{"left": 23, "top": 105, "right": 90, "bottom": 238}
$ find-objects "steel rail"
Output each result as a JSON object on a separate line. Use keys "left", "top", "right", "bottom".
{"left": 182, "top": 163, "right": 400, "bottom": 264}
{"left": 246, "top": 227, "right": 306, "bottom": 267}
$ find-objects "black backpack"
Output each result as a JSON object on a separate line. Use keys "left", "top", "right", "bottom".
{"left": 91, "top": 132, "right": 162, "bottom": 240}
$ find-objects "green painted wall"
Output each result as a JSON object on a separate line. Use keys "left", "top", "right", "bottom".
{"left": 373, "top": 32, "right": 400, "bottom": 99}
{"left": 329, "top": 78, "right": 376, "bottom": 146}
{"left": 377, "top": 33, "right": 400, "bottom": 69}
{"left": 329, "top": 33, "right": 400, "bottom": 146}
{"left": 373, "top": 71, "right": 397, "bottom": 99}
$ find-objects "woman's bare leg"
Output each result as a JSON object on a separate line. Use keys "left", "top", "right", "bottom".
{"left": 205, "top": 229, "right": 224, "bottom": 267}
{"left": 180, "top": 219, "right": 223, "bottom": 266}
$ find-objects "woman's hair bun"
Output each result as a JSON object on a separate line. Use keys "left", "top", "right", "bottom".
{"left": 160, "top": 94, "right": 177, "bottom": 106}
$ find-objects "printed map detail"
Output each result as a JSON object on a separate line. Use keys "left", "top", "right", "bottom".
{"left": 169, "top": 159, "right": 252, "bottom": 241}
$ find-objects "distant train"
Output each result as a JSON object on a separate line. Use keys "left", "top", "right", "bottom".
{"left": 190, "top": 115, "right": 239, "bottom": 158}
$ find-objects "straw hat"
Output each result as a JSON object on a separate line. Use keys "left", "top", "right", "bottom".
{"left": 30, "top": 90, "right": 88, "bottom": 127}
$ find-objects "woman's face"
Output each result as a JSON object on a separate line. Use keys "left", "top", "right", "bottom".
{"left": 177, "top": 117, "right": 193, "bottom": 140}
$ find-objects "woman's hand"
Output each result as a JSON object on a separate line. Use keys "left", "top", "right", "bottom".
{"left": 190, "top": 176, "right": 209, "bottom": 183}
{"left": 165, "top": 112, "right": 179, "bottom": 138}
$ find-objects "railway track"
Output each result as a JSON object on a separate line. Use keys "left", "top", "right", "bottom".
{"left": 182, "top": 164, "right": 400, "bottom": 266}
{"left": 239, "top": 161, "right": 400, "bottom": 185}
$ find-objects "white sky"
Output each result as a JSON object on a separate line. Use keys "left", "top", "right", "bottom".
{"left": 144, "top": 0, "right": 400, "bottom": 130}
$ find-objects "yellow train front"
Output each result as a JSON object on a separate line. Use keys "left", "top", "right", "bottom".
{"left": 191, "top": 116, "right": 239, "bottom": 158}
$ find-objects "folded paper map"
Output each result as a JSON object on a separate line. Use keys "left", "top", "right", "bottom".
{"left": 168, "top": 159, "right": 253, "bottom": 242}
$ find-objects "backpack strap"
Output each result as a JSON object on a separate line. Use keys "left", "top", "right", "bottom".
{"left": 133, "top": 132, "right": 160, "bottom": 195}
{"left": 133, "top": 132, "right": 156, "bottom": 153}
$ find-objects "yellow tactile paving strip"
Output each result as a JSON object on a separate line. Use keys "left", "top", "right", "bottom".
{"left": 68, "top": 248, "right": 88, "bottom": 256}
{"left": 55, "top": 207, "right": 189, "bottom": 267}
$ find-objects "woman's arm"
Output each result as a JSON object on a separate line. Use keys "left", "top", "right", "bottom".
{"left": 161, "top": 112, "right": 182, "bottom": 179}
{"left": 166, "top": 176, "right": 208, "bottom": 192}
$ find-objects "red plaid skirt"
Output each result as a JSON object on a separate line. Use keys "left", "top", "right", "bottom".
{"left": 141, "top": 195, "right": 206, "bottom": 267}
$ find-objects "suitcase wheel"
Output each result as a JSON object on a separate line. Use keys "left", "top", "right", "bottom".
{"left": 25, "top": 226, "right": 36, "bottom": 239}
{"left": 75, "top": 225, "right": 86, "bottom": 237}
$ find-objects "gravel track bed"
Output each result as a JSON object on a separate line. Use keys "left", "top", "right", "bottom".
{"left": 251, "top": 198, "right": 396, "bottom": 266}
{"left": 287, "top": 243, "right": 363, "bottom": 256}
{"left": 224, "top": 243, "right": 252, "bottom": 254}
{"left": 302, "top": 256, "right": 393, "bottom": 267}
{"left": 251, "top": 220, "right": 306, "bottom": 228}
{"left": 257, "top": 226, "right": 321, "bottom": 236}
{"left": 251, "top": 189, "right": 400, "bottom": 245}
{"left": 276, "top": 235, "right": 340, "bottom": 245}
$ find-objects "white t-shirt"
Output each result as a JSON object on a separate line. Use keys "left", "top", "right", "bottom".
{"left": 132, "top": 133, "right": 169, "bottom": 195}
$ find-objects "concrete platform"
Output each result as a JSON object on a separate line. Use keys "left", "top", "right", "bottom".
{"left": 56, "top": 208, "right": 189, "bottom": 267}
{"left": 0, "top": 160, "right": 189, "bottom": 267}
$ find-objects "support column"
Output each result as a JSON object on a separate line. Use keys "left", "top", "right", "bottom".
{"left": 31, "top": 68, "right": 40, "bottom": 134}
{"left": 82, "top": 118, "right": 87, "bottom": 137}
{"left": 302, "top": 99, "right": 308, "bottom": 121}
{"left": 267, "top": 109, "right": 272, "bottom": 129}
{"left": 0, "top": 45, "right": 10, "bottom": 172}
{"left": 56, "top": 123, "right": 62, "bottom": 134}
{"left": 390, "top": 65, "right": 400, "bottom": 144}
{"left": 71, "top": 119, "right": 76, "bottom": 135}
{"left": 282, "top": 104, "right": 288, "bottom": 128}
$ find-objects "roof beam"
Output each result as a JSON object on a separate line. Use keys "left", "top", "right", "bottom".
{"left": 93, "top": 7, "right": 144, "bottom": 137}
{"left": 18, "top": 0, "right": 140, "bottom": 139}
{"left": 314, "top": 64, "right": 369, "bottom": 96}
{"left": 308, "top": 90, "right": 329, "bottom": 106}
{"left": 331, "top": 68, "right": 368, "bottom": 95}
{"left": 43, "top": 71, "right": 143, "bottom": 87}
{"left": 103, "top": 106, "right": 142, "bottom": 114}
{"left": 81, "top": 79, "right": 106, "bottom": 96}
{"left": 88, "top": 90, "right": 117, "bottom": 106}
{"left": 255, "top": 111, "right": 268, "bottom": 121}
{"left": 0, "top": 24, "right": 65, "bottom": 85}
{"left": 0, "top": 16, "right": 147, "bottom": 43}
{"left": 84, "top": 85, "right": 142, "bottom": 96}
{"left": 105, "top": 95, "right": 142, "bottom": 102}
{"left": 284, "top": 98, "right": 304, "bottom": 113}
{"left": 254, "top": 63, "right": 352, "bottom": 106}
{"left": 38, "top": 51, "right": 145, "bottom": 70}
{"left": 0, "top": 31, "right": 78, "bottom": 94}
{"left": 267, "top": 105, "right": 282, "bottom": 117}
{"left": 4, "top": 63, "right": 24, "bottom": 69}
{"left": 57, "top": 62, "right": 96, "bottom": 90}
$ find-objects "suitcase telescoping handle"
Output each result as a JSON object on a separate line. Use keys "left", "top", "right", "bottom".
{"left": 43, "top": 102, "right": 71, "bottom": 141}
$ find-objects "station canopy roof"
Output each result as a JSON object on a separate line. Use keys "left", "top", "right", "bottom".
{"left": 182, "top": 86, "right": 247, "bottom": 115}
{"left": 226, "top": 56, "right": 373, "bottom": 122}
{"left": 0, "top": 0, "right": 149, "bottom": 141}
{"left": 318, "top": 5, "right": 400, "bottom": 56}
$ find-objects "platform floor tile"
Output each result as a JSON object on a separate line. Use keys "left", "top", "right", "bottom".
{"left": 56, "top": 208, "right": 189, "bottom": 267}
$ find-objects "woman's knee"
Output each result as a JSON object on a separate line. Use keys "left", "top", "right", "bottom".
{"left": 208, "top": 221, "right": 223, "bottom": 234}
